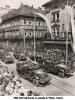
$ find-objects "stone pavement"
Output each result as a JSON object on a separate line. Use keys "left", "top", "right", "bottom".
{"left": 50, "top": 72, "right": 75, "bottom": 95}
{"left": 0, "top": 58, "right": 75, "bottom": 96}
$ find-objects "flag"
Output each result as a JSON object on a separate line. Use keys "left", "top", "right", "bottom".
{"left": 70, "top": 7, "right": 75, "bottom": 53}
{"left": 66, "top": 5, "right": 75, "bottom": 53}
{"left": 35, "top": 12, "right": 52, "bottom": 36}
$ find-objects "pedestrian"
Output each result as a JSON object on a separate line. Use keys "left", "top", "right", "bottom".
{"left": 5, "top": 80, "right": 15, "bottom": 96}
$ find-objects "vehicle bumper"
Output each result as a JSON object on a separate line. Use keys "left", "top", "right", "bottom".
{"left": 39, "top": 78, "right": 51, "bottom": 84}
{"left": 65, "top": 71, "right": 72, "bottom": 75}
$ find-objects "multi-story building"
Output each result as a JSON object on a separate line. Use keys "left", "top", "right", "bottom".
{"left": 0, "top": 5, "right": 47, "bottom": 40}
{"left": 0, "top": 5, "right": 11, "bottom": 23}
{"left": 42, "top": 0, "right": 75, "bottom": 43}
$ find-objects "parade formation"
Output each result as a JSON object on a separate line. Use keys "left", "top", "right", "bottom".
{"left": 0, "top": 0, "right": 75, "bottom": 96}
{"left": 0, "top": 63, "right": 46, "bottom": 96}
{"left": 0, "top": 42, "right": 75, "bottom": 96}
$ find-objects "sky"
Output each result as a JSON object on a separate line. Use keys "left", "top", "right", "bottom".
{"left": 0, "top": 0, "right": 50, "bottom": 9}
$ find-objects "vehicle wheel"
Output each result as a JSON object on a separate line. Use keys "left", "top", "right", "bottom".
{"left": 33, "top": 79, "right": 39, "bottom": 87}
{"left": 47, "top": 81, "right": 51, "bottom": 85}
{"left": 58, "top": 71, "right": 65, "bottom": 78}
{"left": 4, "top": 59, "right": 7, "bottom": 64}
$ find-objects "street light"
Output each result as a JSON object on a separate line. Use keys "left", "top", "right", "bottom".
{"left": 34, "top": 11, "right": 36, "bottom": 61}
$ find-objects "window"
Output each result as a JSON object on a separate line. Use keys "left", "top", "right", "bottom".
{"left": 57, "top": 13, "right": 59, "bottom": 20}
{"left": 52, "top": 14, "right": 55, "bottom": 22}
{"left": 62, "top": 32, "right": 64, "bottom": 38}
{"left": 53, "top": 29, "right": 56, "bottom": 35}
{"left": 62, "top": 24, "right": 64, "bottom": 31}
{"left": 39, "top": 22, "right": 41, "bottom": 26}
{"left": 25, "top": 33, "right": 26, "bottom": 36}
{"left": 57, "top": 28, "right": 59, "bottom": 36}
{"left": 24, "top": 20, "right": 26, "bottom": 24}
{"left": 16, "top": 31, "right": 19, "bottom": 36}
{"left": 51, "top": 11, "right": 60, "bottom": 22}
{"left": 29, "top": 21, "right": 31, "bottom": 25}
{"left": 30, "top": 33, "right": 31, "bottom": 35}
{"left": 69, "top": 23, "right": 71, "bottom": 32}
{"left": 40, "top": 33, "right": 41, "bottom": 37}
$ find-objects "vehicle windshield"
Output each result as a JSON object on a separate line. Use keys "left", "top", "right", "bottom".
{"left": 35, "top": 69, "right": 44, "bottom": 75}
{"left": 34, "top": 69, "right": 48, "bottom": 78}
{"left": 19, "top": 58, "right": 27, "bottom": 61}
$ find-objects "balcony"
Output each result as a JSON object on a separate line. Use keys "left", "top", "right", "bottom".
{"left": 24, "top": 25, "right": 34, "bottom": 30}
{"left": 44, "top": 35, "right": 71, "bottom": 44}
{"left": 36, "top": 26, "right": 47, "bottom": 31}
{"left": 43, "top": 40, "right": 71, "bottom": 45}
{"left": 24, "top": 25, "right": 47, "bottom": 31}
{"left": 52, "top": 19, "right": 60, "bottom": 23}
{"left": 44, "top": 32, "right": 72, "bottom": 41}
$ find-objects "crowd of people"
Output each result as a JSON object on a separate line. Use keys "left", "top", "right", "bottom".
{"left": 12, "top": 41, "right": 75, "bottom": 69}
{"left": 0, "top": 41, "right": 75, "bottom": 69}
{"left": 0, "top": 41, "right": 75, "bottom": 96}
{"left": 0, "top": 64, "right": 46, "bottom": 96}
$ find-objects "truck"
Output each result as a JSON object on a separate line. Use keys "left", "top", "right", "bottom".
{"left": 16, "top": 59, "right": 51, "bottom": 86}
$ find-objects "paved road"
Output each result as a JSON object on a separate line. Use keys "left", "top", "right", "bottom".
{"left": 0, "top": 56, "right": 75, "bottom": 96}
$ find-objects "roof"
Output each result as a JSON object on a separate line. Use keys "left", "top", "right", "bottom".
{"left": 42, "top": 0, "right": 74, "bottom": 7}
{"left": 2, "top": 5, "right": 45, "bottom": 22}
{"left": 42, "top": 0, "right": 60, "bottom": 7}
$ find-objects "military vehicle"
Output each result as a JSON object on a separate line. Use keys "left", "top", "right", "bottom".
{"left": 43, "top": 60, "right": 74, "bottom": 78}
{"left": 16, "top": 59, "right": 51, "bottom": 86}
{"left": 0, "top": 50, "right": 14, "bottom": 64}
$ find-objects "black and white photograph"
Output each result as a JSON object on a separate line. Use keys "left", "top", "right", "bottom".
{"left": 0, "top": 0, "right": 75, "bottom": 97}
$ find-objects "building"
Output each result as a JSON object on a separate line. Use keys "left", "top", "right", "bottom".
{"left": 0, "top": 5, "right": 47, "bottom": 40}
{"left": 42, "top": 0, "right": 75, "bottom": 44}
{"left": 0, "top": 5, "right": 11, "bottom": 23}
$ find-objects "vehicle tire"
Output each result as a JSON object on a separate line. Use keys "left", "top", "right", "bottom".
{"left": 47, "top": 81, "right": 51, "bottom": 85}
{"left": 33, "top": 79, "right": 39, "bottom": 87}
{"left": 58, "top": 71, "right": 65, "bottom": 78}
{"left": 4, "top": 58, "right": 7, "bottom": 64}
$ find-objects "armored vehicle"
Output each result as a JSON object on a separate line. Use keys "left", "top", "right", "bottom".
{"left": 43, "top": 60, "right": 74, "bottom": 78}
{"left": 16, "top": 60, "right": 51, "bottom": 86}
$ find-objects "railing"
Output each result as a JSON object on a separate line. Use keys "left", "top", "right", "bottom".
{"left": 44, "top": 33, "right": 72, "bottom": 41}
{"left": 0, "top": 25, "right": 47, "bottom": 32}
{"left": 36, "top": 26, "right": 47, "bottom": 31}
{"left": 52, "top": 19, "right": 60, "bottom": 23}
{"left": 24, "top": 25, "right": 47, "bottom": 31}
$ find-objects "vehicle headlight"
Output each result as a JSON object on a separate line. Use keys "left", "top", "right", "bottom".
{"left": 35, "top": 76, "right": 39, "bottom": 79}
{"left": 43, "top": 62, "right": 45, "bottom": 64}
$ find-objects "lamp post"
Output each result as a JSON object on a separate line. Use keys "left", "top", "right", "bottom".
{"left": 66, "top": 1, "right": 69, "bottom": 64}
{"left": 24, "top": 30, "right": 26, "bottom": 54}
{"left": 34, "top": 11, "right": 36, "bottom": 61}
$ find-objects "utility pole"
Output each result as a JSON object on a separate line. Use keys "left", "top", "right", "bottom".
{"left": 34, "top": 11, "right": 36, "bottom": 61}
{"left": 66, "top": 1, "right": 69, "bottom": 64}
{"left": 24, "top": 31, "right": 25, "bottom": 54}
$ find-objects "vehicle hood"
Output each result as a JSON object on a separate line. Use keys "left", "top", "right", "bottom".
{"left": 34, "top": 69, "right": 44, "bottom": 74}
{"left": 6, "top": 55, "right": 12, "bottom": 58}
{"left": 56, "top": 63, "right": 67, "bottom": 69}
{"left": 19, "top": 53, "right": 25, "bottom": 56}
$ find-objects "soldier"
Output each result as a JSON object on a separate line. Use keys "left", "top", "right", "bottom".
{"left": 0, "top": 74, "right": 5, "bottom": 96}
{"left": 5, "top": 80, "right": 15, "bottom": 96}
{"left": 27, "top": 90, "right": 34, "bottom": 96}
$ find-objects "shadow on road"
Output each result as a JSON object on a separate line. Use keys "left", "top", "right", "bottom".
{"left": 65, "top": 74, "right": 73, "bottom": 78}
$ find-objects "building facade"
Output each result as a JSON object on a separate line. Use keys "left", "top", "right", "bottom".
{"left": 0, "top": 5, "right": 47, "bottom": 40}
{"left": 0, "top": 5, "right": 11, "bottom": 23}
{"left": 42, "top": 0, "right": 75, "bottom": 41}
